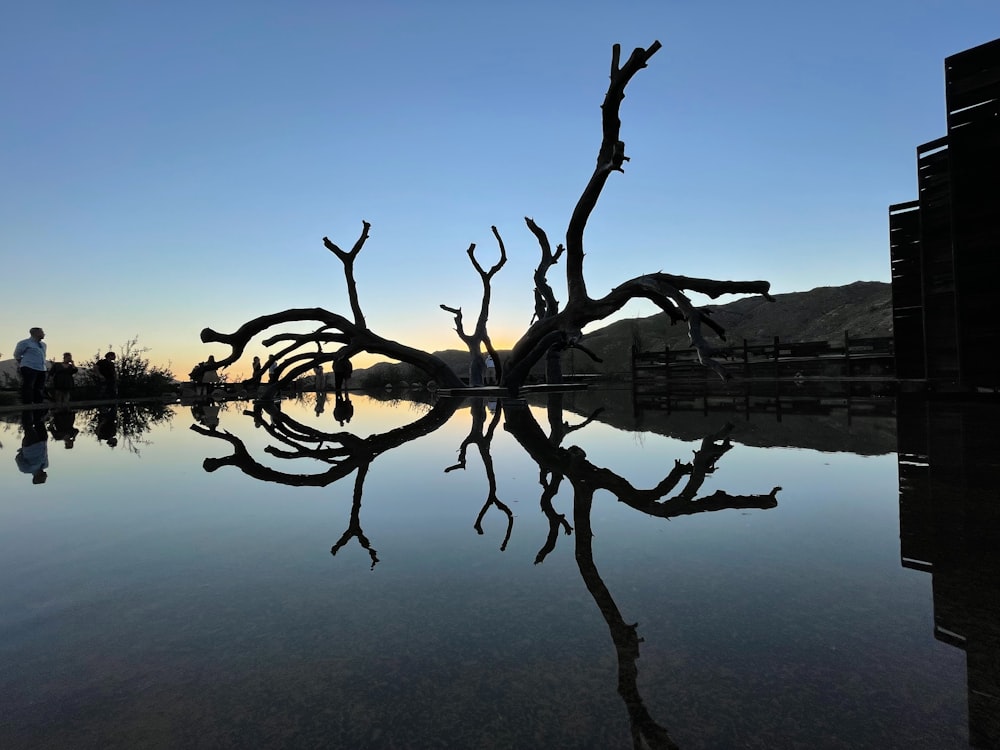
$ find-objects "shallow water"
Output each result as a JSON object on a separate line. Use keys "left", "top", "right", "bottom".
{"left": 0, "top": 390, "right": 996, "bottom": 749}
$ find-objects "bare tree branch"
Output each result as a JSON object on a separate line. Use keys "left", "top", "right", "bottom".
{"left": 322, "top": 220, "right": 370, "bottom": 327}
{"left": 566, "top": 41, "right": 663, "bottom": 303}
{"left": 440, "top": 226, "right": 508, "bottom": 385}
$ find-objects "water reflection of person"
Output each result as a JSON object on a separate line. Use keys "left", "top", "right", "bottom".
{"left": 333, "top": 393, "right": 353, "bottom": 426}
{"left": 192, "top": 402, "right": 221, "bottom": 430}
{"left": 48, "top": 409, "right": 80, "bottom": 449}
{"left": 16, "top": 411, "right": 49, "bottom": 484}
{"left": 96, "top": 405, "right": 118, "bottom": 448}
{"left": 314, "top": 391, "right": 326, "bottom": 417}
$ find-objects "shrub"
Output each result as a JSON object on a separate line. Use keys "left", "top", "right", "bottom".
{"left": 79, "top": 337, "right": 176, "bottom": 398}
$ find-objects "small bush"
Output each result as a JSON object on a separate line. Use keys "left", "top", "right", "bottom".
{"left": 78, "top": 336, "right": 176, "bottom": 399}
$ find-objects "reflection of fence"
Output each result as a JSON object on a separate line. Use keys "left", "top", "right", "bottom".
{"left": 632, "top": 377, "right": 896, "bottom": 421}
{"left": 631, "top": 333, "right": 896, "bottom": 421}
{"left": 632, "top": 333, "right": 895, "bottom": 385}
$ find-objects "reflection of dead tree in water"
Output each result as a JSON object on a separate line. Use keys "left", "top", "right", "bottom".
{"left": 329, "top": 462, "right": 378, "bottom": 569}
{"left": 574, "top": 494, "right": 679, "bottom": 750}
{"left": 190, "top": 399, "right": 460, "bottom": 567}
{"left": 534, "top": 393, "right": 604, "bottom": 564}
{"left": 503, "top": 399, "right": 780, "bottom": 749}
{"left": 444, "top": 397, "right": 513, "bottom": 550}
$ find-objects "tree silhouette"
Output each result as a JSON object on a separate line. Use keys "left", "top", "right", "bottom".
{"left": 194, "top": 41, "right": 772, "bottom": 395}
{"left": 443, "top": 397, "right": 513, "bottom": 550}
{"left": 189, "top": 392, "right": 779, "bottom": 747}
{"left": 191, "top": 398, "right": 460, "bottom": 566}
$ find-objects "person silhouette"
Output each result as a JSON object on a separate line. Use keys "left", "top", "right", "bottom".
{"left": 16, "top": 411, "right": 49, "bottom": 484}
{"left": 333, "top": 393, "right": 354, "bottom": 426}
{"left": 48, "top": 408, "right": 79, "bottom": 449}
{"left": 13, "top": 327, "right": 47, "bottom": 404}
{"left": 199, "top": 355, "right": 221, "bottom": 398}
{"left": 333, "top": 356, "right": 352, "bottom": 398}
{"left": 96, "top": 351, "right": 117, "bottom": 399}
{"left": 49, "top": 352, "right": 78, "bottom": 404}
{"left": 193, "top": 402, "right": 220, "bottom": 430}
{"left": 266, "top": 357, "right": 281, "bottom": 398}
{"left": 96, "top": 405, "right": 118, "bottom": 447}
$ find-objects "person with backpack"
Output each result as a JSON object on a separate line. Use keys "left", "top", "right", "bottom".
{"left": 333, "top": 355, "right": 353, "bottom": 397}
{"left": 96, "top": 351, "right": 117, "bottom": 399}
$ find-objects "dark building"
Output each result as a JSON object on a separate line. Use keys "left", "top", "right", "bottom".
{"left": 889, "top": 38, "right": 1000, "bottom": 391}
{"left": 897, "top": 399, "right": 1000, "bottom": 747}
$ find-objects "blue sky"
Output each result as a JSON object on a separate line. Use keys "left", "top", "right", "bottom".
{"left": 3, "top": 1, "right": 998, "bottom": 377}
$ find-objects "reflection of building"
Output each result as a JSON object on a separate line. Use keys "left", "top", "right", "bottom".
{"left": 896, "top": 399, "right": 1000, "bottom": 747}
{"left": 889, "top": 38, "right": 1000, "bottom": 391}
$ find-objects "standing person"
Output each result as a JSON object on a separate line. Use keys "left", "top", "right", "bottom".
{"left": 252, "top": 356, "right": 263, "bottom": 380}
{"left": 333, "top": 356, "right": 353, "bottom": 398}
{"left": 13, "top": 327, "right": 48, "bottom": 404}
{"left": 484, "top": 354, "right": 496, "bottom": 385}
{"left": 200, "top": 355, "right": 221, "bottom": 398}
{"left": 49, "top": 352, "right": 78, "bottom": 404}
{"left": 96, "top": 351, "right": 117, "bottom": 399}
{"left": 314, "top": 364, "right": 325, "bottom": 392}
{"left": 267, "top": 357, "right": 281, "bottom": 398}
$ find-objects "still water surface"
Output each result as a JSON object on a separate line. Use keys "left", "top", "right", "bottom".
{"left": 0, "top": 389, "right": 995, "bottom": 749}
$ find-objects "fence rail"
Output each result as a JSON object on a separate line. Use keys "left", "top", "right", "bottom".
{"left": 632, "top": 332, "right": 895, "bottom": 383}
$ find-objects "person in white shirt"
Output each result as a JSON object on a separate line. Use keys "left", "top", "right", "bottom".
{"left": 13, "top": 327, "right": 48, "bottom": 404}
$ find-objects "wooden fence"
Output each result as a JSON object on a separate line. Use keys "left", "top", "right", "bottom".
{"left": 632, "top": 332, "right": 895, "bottom": 384}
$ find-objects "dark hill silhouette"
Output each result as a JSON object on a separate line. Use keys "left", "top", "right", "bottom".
{"left": 567, "top": 280, "right": 893, "bottom": 376}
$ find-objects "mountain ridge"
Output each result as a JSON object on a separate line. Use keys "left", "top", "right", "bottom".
{"left": 424, "top": 280, "right": 893, "bottom": 377}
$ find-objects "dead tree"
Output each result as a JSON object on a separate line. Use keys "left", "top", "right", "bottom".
{"left": 196, "top": 41, "right": 772, "bottom": 395}
{"left": 524, "top": 217, "right": 569, "bottom": 385}
{"left": 502, "top": 41, "right": 772, "bottom": 393}
{"left": 443, "top": 397, "right": 513, "bottom": 550}
{"left": 195, "top": 221, "right": 465, "bottom": 394}
{"left": 190, "top": 397, "right": 461, "bottom": 565}
{"left": 440, "top": 226, "right": 507, "bottom": 386}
